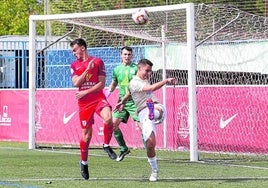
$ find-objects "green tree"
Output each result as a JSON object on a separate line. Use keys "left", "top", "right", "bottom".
{"left": 1, "top": 0, "right": 265, "bottom": 36}
{"left": 0, "top": 0, "right": 43, "bottom": 35}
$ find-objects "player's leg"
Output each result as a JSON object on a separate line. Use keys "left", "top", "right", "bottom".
{"left": 128, "top": 102, "right": 147, "bottom": 149}
{"left": 138, "top": 109, "right": 159, "bottom": 181}
{"left": 127, "top": 101, "right": 140, "bottom": 128}
{"left": 113, "top": 108, "right": 130, "bottom": 161}
{"left": 146, "top": 132, "right": 158, "bottom": 182}
{"left": 80, "top": 127, "right": 92, "bottom": 180}
{"left": 98, "top": 104, "right": 117, "bottom": 160}
{"left": 79, "top": 108, "right": 94, "bottom": 180}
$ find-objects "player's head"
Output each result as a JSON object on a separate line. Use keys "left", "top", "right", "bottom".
{"left": 120, "top": 46, "right": 133, "bottom": 65}
{"left": 137, "top": 58, "right": 153, "bottom": 80}
{"left": 70, "top": 38, "right": 88, "bottom": 60}
{"left": 70, "top": 38, "right": 87, "bottom": 49}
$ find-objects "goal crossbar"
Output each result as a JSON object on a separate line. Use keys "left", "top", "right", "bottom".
{"left": 29, "top": 3, "right": 193, "bottom": 21}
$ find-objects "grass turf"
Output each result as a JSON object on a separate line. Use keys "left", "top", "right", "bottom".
{"left": 0, "top": 141, "right": 268, "bottom": 188}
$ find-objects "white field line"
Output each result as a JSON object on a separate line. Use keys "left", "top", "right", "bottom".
{"left": 197, "top": 160, "right": 268, "bottom": 170}
{"left": 1, "top": 176, "right": 268, "bottom": 183}
{"left": 0, "top": 146, "right": 148, "bottom": 159}
{"left": 1, "top": 147, "right": 268, "bottom": 170}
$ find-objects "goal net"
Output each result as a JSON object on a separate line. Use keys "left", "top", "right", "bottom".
{"left": 28, "top": 4, "right": 197, "bottom": 159}
{"left": 29, "top": 2, "right": 268, "bottom": 161}
{"left": 194, "top": 4, "right": 268, "bottom": 158}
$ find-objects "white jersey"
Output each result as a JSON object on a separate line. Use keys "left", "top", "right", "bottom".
{"left": 129, "top": 75, "right": 159, "bottom": 113}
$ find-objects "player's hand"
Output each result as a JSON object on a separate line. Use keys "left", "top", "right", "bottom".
{"left": 75, "top": 90, "right": 87, "bottom": 99}
{"left": 114, "top": 101, "right": 124, "bottom": 112}
{"left": 167, "top": 78, "right": 177, "bottom": 85}
{"left": 86, "top": 60, "right": 94, "bottom": 70}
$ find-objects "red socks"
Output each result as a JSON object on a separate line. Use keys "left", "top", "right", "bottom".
{"left": 103, "top": 123, "right": 113, "bottom": 145}
{"left": 80, "top": 123, "right": 113, "bottom": 161}
{"left": 80, "top": 140, "right": 89, "bottom": 161}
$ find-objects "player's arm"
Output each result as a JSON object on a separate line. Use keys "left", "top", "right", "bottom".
{"left": 84, "top": 58, "right": 105, "bottom": 93}
{"left": 72, "top": 69, "right": 89, "bottom": 87}
{"left": 104, "top": 80, "right": 117, "bottom": 98}
{"left": 114, "top": 89, "right": 131, "bottom": 111}
{"left": 121, "top": 89, "right": 131, "bottom": 104}
{"left": 86, "top": 75, "right": 106, "bottom": 94}
{"left": 72, "top": 59, "right": 95, "bottom": 87}
{"left": 109, "top": 67, "right": 118, "bottom": 91}
{"left": 109, "top": 80, "right": 118, "bottom": 92}
{"left": 142, "top": 78, "right": 176, "bottom": 92}
{"left": 106, "top": 68, "right": 118, "bottom": 97}
{"left": 75, "top": 75, "right": 105, "bottom": 99}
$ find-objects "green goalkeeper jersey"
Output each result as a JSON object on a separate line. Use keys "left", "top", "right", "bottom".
{"left": 112, "top": 63, "right": 138, "bottom": 100}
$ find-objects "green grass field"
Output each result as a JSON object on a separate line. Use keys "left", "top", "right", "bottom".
{"left": 1, "top": 141, "right": 268, "bottom": 188}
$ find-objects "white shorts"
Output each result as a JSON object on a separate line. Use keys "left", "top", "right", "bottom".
{"left": 138, "top": 104, "right": 166, "bottom": 142}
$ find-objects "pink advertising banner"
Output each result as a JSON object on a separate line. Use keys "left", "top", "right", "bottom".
{"left": 0, "top": 90, "right": 28, "bottom": 141}
{"left": 1, "top": 86, "right": 268, "bottom": 154}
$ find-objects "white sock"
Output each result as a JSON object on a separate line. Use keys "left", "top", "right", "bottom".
{"left": 81, "top": 160, "right": 88, "bottom": 165}
{"left": 148, "top": 156, "right": 158, "bottom": 172}
{"left": 103, "top": 144, "right": 109, "bottom": 147}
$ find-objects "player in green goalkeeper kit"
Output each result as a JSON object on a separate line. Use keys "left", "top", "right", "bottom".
{"left": 105, "top": 46, "right": 139, "bottom": 161}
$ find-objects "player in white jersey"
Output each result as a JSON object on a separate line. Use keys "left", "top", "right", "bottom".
{"left": 129, "top": 58, "right": 176, "bottom": 182}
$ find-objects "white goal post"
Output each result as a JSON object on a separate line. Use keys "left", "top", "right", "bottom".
{"left": 28, "top": 3, "right": 197, "bottom": 161}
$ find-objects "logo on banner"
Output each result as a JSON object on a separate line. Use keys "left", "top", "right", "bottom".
{"left": 35, "top": 102, "right": 42, "bottom": 132}
{"left": 63, "top": 111, "right": 77, "bottom": 125}
{"left": 98, "top": 126, "right": 104, "bottom": 136}
{"left": 220, "top": 114, "right": 237, "bottom": 129}
{"left": 177, "top": 102, "right": 189, "bottom": 138}
{"left": 0, "top": 105, "right": 12, "bottom": 126}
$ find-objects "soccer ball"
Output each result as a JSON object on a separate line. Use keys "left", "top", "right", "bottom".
{"left": 132, "top": 8, "right": 149, "bottom": 25}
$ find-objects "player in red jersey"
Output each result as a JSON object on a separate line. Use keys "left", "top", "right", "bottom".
{"left": 70, "top": 38, "right": 117, "bottom": 180}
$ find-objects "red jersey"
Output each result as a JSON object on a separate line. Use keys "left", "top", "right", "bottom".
{"left": 70, "top": 56, "right": 106, "bottom": 104}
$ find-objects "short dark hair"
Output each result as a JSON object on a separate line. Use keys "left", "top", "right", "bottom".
{"left": 70, "top": 38, "right": 87, "bottom": 49}
{"left": 121, "top": 46, "right": 132, "bottom": 53}
{"left": 137, "top": 58, "right": 153, "bottom": 67}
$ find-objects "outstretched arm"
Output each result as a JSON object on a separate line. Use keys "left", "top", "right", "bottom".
{"left": 142, "top": 78, "right": 176, "bottom": 92}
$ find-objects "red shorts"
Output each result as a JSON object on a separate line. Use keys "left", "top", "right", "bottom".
{"left": 78, "top": 98, "right": 111, "bottom": 129}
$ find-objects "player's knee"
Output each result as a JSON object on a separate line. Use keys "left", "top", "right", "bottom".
{"left": 146, "top": 141, "right": 156, "bottom": 150}
{"left": 112, "top": 119, "right": 121, "bottom": 130}
{"left": 146, "top": 134, "right": 156, "bottom": 149}
{"left": 82, "top": 133, "right": 92, "bottom": 142}
{"left": 102, "top": 113, "right": 113, "bottom": 125}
